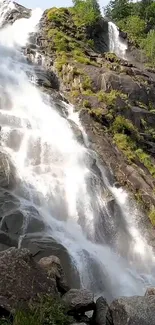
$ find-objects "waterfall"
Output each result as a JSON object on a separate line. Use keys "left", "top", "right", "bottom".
{"left": 0, "top": 0, "right": 155, "bottom": 301}
{"left": 108, "top": 21, "right": 127, "bottom": 59}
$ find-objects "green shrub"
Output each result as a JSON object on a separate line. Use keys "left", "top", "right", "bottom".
{"left": 149, "top": 208, "right": 155, "bottom": 226}
{"left": 111, "top": 116, "right": 139, "bottom": 139}
{"left": 47, "top": 7, "right": 67, "bottom": 23}
{"left": 97, "top": 90, "right": 121, "bottom": 106}
{"left": 71, "top": 0, "right": 101, "bottom": 27}
{"left": 1, "top": 295, "right": 71, "bottom": 325}
{"left": 113, "top": 133, "right": 136, "bottom": 161}
{"left": 82, "top": 75, "right": 92, "bottom": 90}
{"left": 135, "top": 148, "right": 155, "bottom": 177}
{"left": 83, "top": 99, "right": 91, "bottom": 108}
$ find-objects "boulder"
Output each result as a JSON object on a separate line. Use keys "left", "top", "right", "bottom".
{"left": 1, "top": 205, "right": 45, "bottom": 238}
{"left": 110, "top": 296, "right": 155, "bottom": 325}
{"left": 93, "top": 297, "right": 112, "bottom": 325}
{"left": 62, "top": 289, "right": 95, "bottom": 314}
{"left": 21, "top": 235, "right": 80, "bottom": 289}
{"left": 0, "top": 248, "right": 57, "bottom": 310}
{"left": 38, "top": 255, "right": 69, "bottom": 294}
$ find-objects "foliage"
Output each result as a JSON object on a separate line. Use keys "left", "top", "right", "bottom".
{"left": 83, "top": 99, "right": 91, "bottom": 108}
{"left": 141, "top": 30, "right": 155, "bottom": 66}
{"left": 97, "top": 90, "right": 122, "bottom": 107}
{"left": 111, "top": 116, "right": 139, "bottom": 139}
{"left": 47, "top": 7, "right": 67, "bottom": 23}
{"left": 117, "top": 15, "right": 145, "bottom": 45}
{"left": 72, "top": 0, "right": 101, "bottom": 26}
{"left": 135, "top": 148, "right": 155, "bottom": 177}
{"left": 149, "top": 208, "right": 155, "bottom": 226}
{"left": 113, "top": 133, "right": 136, "bottom": 161}
{"left": 0, "top": 296, "right": 71, "bottom": 325}
{"left": 104, "top": 0, "right": 132, "bottom": 21}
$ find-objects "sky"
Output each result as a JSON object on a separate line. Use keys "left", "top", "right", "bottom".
{"left": 18, "top": 0, "right": 106, "bottom": 10}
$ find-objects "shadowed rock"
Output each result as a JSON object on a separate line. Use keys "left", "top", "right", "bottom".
{"left": 0, "top": 248, "right": 57, "bottom": 311}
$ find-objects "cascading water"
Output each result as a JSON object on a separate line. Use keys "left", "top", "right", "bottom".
{"left": 108, "top": 21, "right": 127, "bottom": 59}
{"left": 0, "top": 0, "right": 155, "bottom": 301}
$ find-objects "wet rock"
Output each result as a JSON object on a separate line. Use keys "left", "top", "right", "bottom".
{"left": 62, "top": 289, "right": 95, "bottom": 314}
{"left": 1, "top": 210, "right": 24, "bottom": 236}
{"left": 0, "top": 191, "right": 20, "bottom": 220}
{"left": 93, "top": 297, "right": 112, "bottom": 325}
{"left": 110, "top": 296, "right": 155, "bottom": 325}
{"left": 69, "top": 120, "right": 84, "bottom": 144}
{"left": 0, "top": 248, "right": 57, "bottom": 310}
{"left": 33, "top": 67, "right": 59, "bottom": 90}
{"left": 38, "top": 255, "right": 69, "bottom": 294}
{"left": 21, "top": 235, "right": 80, "bottom": 289}
{"left": 0, "top": 230, "right": 17, "bottom": 248}
{"left": 0, "top": 151, "right": 16, "bottom": 189}
{"left": 1, "top": 206, "right": 45, "bottom": 240}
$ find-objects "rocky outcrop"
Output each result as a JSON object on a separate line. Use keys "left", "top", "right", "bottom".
{"left": 36, "top": 7, "right": 155, "bottom": 228}
{"left": 39, "top": 255, "right": 69, "bottom": 293}
{"left": 109, "top": 295, "right": 155, "bottom": 325}
{"left": 62, "top": 289, "right": 95, "bottom": 314}
{"left": 0, "top": 248, "right": 57, "bottom": 310}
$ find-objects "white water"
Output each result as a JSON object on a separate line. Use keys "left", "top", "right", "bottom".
{"left": 108, "top": 21, "right": 127, "bottom": 59}
{"left": 0, "top": 0, "right": 155, "bottom": 300}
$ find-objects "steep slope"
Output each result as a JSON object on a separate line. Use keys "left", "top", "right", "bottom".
{"left": 33, "top": 7, "right": 155, "bottom": 226}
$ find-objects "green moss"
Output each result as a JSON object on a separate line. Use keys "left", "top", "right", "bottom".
{"left": 47, "top": 7, "right": 67, "bottom": 23}
{"left": 111, "top": 116, "right": 139, "bottom": 140}
{"left": 135, "top": 148, "right": 155, "bottom": 177}
{"left": 89, "top": 107, "right": 103, "bottom": 121}
{"left": 87, "top": 39, "right": 95, "bottom": 47}
{"left": 82, "top": 75, "right": 92, "bottom": 90}
{"left": 97, "top": 90, "right": 121, "bottom": 107}
{"left": 83, "top": 99, "right": 91, "bottom": 108}
{"left": 149, "top": 208, "right": 155, "bottom": 226}
{"left": 55, "top": 52, "right": 68, "bottom": 72}
{"left": 70, "top": 90, "right": 80, "bottom": 97}
{"left": 113, "top": 133, "right": 136, "bottom": 161}
{"left": 82, "top": 89, "right": 94, "bottom": 96}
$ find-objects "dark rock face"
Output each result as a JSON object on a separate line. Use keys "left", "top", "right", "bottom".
{"left": 101, "top": 71, "right": 149, "bottom": 105}
{"left": 0, "top": 248, "right": 57, "bottom": 310}
{"left": 62, "top": 289, "right": 95, "bottom": 314}
{"left": 110, "top": 296, "right": 155, "bottom": 325}
{"left": 93, "top": 296, "right": 112, "bottom": 325}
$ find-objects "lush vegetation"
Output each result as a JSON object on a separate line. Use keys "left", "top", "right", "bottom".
{"left": 104, "top": 0, "right": 155, "bottom": 66}
{"left": 0, "top": 296, "right": 71, "bottom": 325}
{"left": 71, "top": 0, "right": 101, "bottom": 26}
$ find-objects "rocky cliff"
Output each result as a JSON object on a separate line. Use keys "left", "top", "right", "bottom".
{"left": 30, "top": 7, "right": 155, "bottom": 227}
